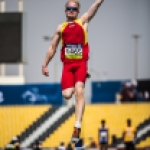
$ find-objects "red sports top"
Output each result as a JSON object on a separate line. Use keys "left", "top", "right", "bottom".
{"left": 60, "top": 18, "right": 89, "bottom": 62}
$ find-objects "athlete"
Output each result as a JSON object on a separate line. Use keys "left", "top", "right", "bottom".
{"left": 123, "top": 119, "right": 137, "bottom": 150}
{"left": 98, "top": 120, "right": 109, "bottom": 150}
{"left": 42, "top": 0, "right": 104, "bottom": 143}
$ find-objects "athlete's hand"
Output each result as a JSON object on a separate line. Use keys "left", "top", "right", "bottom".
{"left": 42, "top": 66, "right": 49, "bottom": 76}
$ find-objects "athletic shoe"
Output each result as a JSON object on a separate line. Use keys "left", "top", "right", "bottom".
{"left": 71, "top": 127, "right": 81, "bottom": 143}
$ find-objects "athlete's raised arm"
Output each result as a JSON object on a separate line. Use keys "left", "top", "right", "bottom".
{"left": 42, "top": 25, "right": 61, "bottom": 76}
{"left": 80, "top": 0, "right": 104, "bottom": 23}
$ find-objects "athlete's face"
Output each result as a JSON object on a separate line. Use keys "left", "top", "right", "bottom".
{"left": 65, "top": 2, "right": 79, "bottom": 20}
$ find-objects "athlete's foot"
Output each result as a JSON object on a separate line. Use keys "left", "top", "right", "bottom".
{"left": 71, "top": 127, "right": 81, "bottom": 143}
{"left": 86, "top": 72, "right": 91, "bottom": 78}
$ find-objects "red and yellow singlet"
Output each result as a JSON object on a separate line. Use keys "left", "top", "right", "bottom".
{"left": 60, "top": 18, "right": 89, "bottom": 62}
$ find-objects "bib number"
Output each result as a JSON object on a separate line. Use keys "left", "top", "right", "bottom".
{"left": 100, "top": 131, "right": 107, "bottom": 138}
{"left": 65, "top": 44, "right": 82, "bottom": 59}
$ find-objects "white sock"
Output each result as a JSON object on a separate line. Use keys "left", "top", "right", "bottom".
{"left": 75, "top": 121, "right": 81, "bottom": 128}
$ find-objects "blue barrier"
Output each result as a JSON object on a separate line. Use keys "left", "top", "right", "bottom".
{"left": 91, "top": 81, "right": 122, "bottom": 103}
{"left": 0, "top": 83, "right": 63, "bottom": 105}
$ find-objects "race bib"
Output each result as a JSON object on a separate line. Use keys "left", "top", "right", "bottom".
{"left": 65, "top": 44, "right": 82, "bottom": 59}
{"left": 100, "top": 131, "right": 107, "bottom": 137}
{"left": 127, "top": 131, "right": 131, "bottom": 136}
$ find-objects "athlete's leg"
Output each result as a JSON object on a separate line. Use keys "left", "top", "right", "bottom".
{"left": 74, "top": 82, "right": 85, "bottom": 123}
{"left": 71, "top": 61, "right": 87, "bottom": 143}
{"left": 74, "top": 61, "right": 87, "bottom": 123}
{"left": 103, "top": 144, "right": 108, "bottom": 150}
{"left": 71, "top": 81, "right": 85, "bottom": 143}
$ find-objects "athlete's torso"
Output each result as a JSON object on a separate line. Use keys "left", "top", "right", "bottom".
{"left": 124, "top": 126, "right": 135, "bottom": 142}
{"left": 99, "top": 127, "right": 108, "bottom": 143}
{"left": 60, "top": 18, "right": 89, "bottom": 62}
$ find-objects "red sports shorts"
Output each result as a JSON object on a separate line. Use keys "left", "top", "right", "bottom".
{"left": 61, "top": 61, "right": 87, "bottom": 90}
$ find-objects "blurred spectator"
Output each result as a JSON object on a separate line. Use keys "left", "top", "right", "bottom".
{"left": 123, "top": 118, "right": 137, "bottom": 150}
{"left": 120, "top": 82, "right": 129, "bottom": 102}
{"left": 128, "top": 80, "right": 138, "bottom": 102}
{"left": 98, "top": 120, "right": 109, "bottom": 150}
{"left": 89, "top": 137, "right": 97, "bottom": 148}
{"left": 66, "top": 143, "right": 73, "bottom": 150}
{"left": 111, "top": 134, "right": 117, "bottom": 146}
{"left": 5, "top": 136, "right": 20, "bottom": 150}
{"left": 58, "top": 142, "right": 65, "bottom": 150}
{"left": 54, "top": 147, "right": 59, "bottom": 150}
{"left": 33, "top": 140, "right": 42, "bottom": 150}
{"left": 120, "top": 80, "right": 139, "bottom": 102}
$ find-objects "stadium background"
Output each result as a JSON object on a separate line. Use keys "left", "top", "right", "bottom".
{"left": 0, "top": 0, "right": 150, "bottom": 149}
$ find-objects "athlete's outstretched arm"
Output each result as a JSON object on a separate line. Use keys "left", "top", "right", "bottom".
{"left": 42, "top": 25, "right": 61, "bottom": 76}
{"left": 81, "top": 0, "right": 104, "bottom": 23}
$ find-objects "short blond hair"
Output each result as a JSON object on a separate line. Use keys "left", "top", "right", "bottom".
{"left": 65, "top": 0, "right": 80, "bottom": 9}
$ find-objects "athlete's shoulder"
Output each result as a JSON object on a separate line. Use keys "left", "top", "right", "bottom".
{"left": 132, "top": 126, "right": 136, "bottom": 131}
{"left": 55, "top": 24, "right": 63, "bottom": 33}
{"left": 59, "top": 21, "right": 69, "bottom": 32}
{"left": 105, "top": 127, "right": 108, "bottom": 130}
{"left": 123, "top": 127, "right": 127, "bottom": 131}
{"left": 62, "top": 21, "right": 68, "bottom": 26}
{"left": 77, "top": 17, "right": 89, "bottom": 29}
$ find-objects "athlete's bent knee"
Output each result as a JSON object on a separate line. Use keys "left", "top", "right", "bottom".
{"left": 62, "top": 88, "right": 74, "bottom": 100}
{"left": 63, "top": 93, "right": 72, "bottom": 100}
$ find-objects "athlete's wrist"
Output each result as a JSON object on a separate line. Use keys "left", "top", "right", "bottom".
{"left": 42, "top": 64, "right": 47, "bottom": 68}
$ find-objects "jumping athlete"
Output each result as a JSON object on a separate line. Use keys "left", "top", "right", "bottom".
{"left": 42, "top": 0, "right": 104, "bottom": 143}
